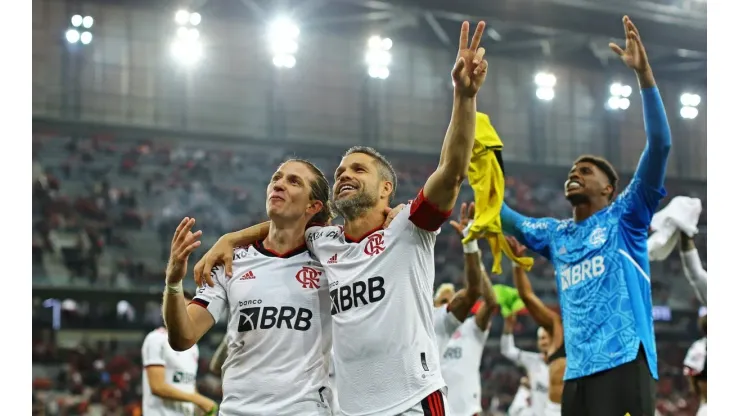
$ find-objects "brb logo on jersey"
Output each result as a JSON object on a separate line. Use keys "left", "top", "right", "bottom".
{"left": 330, "top": 276, "right": 386, "bottom": 315}
{"left": 443, "top": 346, "right": 462, "bottom": 360}
{"left": 364, "top": 233, "right": 385, "bottom": 256}
{"left": 295, "top": 266, "right": 321, "bottom": 289}
{"left": 560, "top": 255, "right": 605, "bottom": 290}
{"left": 172, "top": 371, "right": 196, "bottom": 384}
{"left": 237, "top": 299, "right": 312, "bottom": 332}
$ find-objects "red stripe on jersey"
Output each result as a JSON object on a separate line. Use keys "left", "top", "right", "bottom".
{"left": 345, "top": 226, "right": 383, "bottom": 243}
{"left": 190, "top": 298, "right": 209, "bottom": 309}
{"left": 253, "top": 240, "right": 308, "bottom": 258}
{"left": 436, "top": 390, "right": 446, "bottom": 415}
{"left": 470, "top": 299, "right": 484, "bottom": 315}
{"left": 409, "top": 189, "right": 452, "bottom": 232}
{"left": 143, "top": 364, "right": 165, "bottom": 368}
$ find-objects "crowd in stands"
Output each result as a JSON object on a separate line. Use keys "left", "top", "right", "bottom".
{"left": 32, "top": 133, "right": 706, "bottom": 305}
{"left": 32, "top": 132, "right": 707, "bottom": 415}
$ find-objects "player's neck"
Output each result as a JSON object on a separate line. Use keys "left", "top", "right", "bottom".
{"left": 263, "top": 221, "right": 307, "bottom": 254}
{"left": 343, "top": 208, "right": 385, "bottom": 240}
{"left": 571, "top": 201, "right": 607, "bottom": 223}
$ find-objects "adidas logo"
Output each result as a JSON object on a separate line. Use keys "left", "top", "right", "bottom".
{"left": 240, "top": 270, "right": 256, "bottom": 280}
{"left": 327, "top": 254, "right": 338, "bottom": 264}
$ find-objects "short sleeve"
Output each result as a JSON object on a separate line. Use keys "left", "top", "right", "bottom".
{"left": 305, "top": 226, "right": 325, "bottom": 255}
{"left": 191, "top": 265, "right": 228, "bottom": 323}
{"left": 142, "top": 331, "right": 167, "bottom": 367}
{"left": 461, "top": 318, "right": 488, "bottom": 343}
{"left": 408, "top": 188, "right": 452, "bottom": 232}
{"left": 433, "top": 306, "right": 462, "bottom": 344}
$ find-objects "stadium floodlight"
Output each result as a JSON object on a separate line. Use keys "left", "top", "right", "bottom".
{"left": 67, "top": 14, "right": 94, "bottom": 45}
{"left": 534, "top": 72, "right": 556, "bottom": 101}
{"left": 366, "top": 35, "right": 392, "bottom": 79}
{"left": 269, "top": 17, "right": 300, "bottom": 69}
{"left": 607, "top": 82, "right": 632, "bottom": 111}
{"left": 65, "top": 29, "right": 80, "bottom": 44}
{"left": 80, "top": 31, "right": 93, "bottom": 45}
{"left": 189, "top": 12, "right": 202, "bottom": 26}
{"left": 679, "top": 92, "right": 701, "bottom": 119}
{"left": 175, "top": 10, "right": 191, "bottom": 25}
{"left": 172, "top": 9, "right": 203, "bottom": 66}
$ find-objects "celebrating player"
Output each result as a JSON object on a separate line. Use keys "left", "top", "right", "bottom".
{"left": 683, "top": 314, "right": 707, "bottom": 416}
{"left": 161, "top": 159, "right": 336, "bottom": 415}
{"left": 439, "top": 215, "right": 497, "bottom": 416}
{"left": 499, "top": 16, "right": 671, "bottom": 415}
{"left": 432, "top": 202, "right": 484, "bottom": 356}
{"left": 142, "top": 290, "right": 217, "bottom": 416}
{"left": 678, "top": 232, "right": 707, "bottom": 305}
{"left": 193, "top": 20, "right": 489, "bottom": 415}
{"left": 508, "top": 377, "right": 536, "bottom": 416}
{"left": 505, "top": 237, "right": 565, "bottom": 416}
{"left": 500, "top": 315, "right": 549, "bottom": 416}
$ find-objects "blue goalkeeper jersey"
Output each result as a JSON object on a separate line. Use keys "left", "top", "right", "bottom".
{"left": 502, "top": 87, "right": 671, "bottom": 380}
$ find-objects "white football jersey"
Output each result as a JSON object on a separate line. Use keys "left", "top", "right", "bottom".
{"left": 433, "top": 305, "right": 462, "bottom": 357}
{"left": 500, "top": 334, "right": 549, "bottom": 416}
{"left": 141, "top": 328, "right": 199, "bottom": 416}
{"left": 305, "top": 190, "right": 450, "bottom": 416}
{"left": 440, "top": 318, "right": 489, "bottom": 416}
{"left": 508, "top": 385, "right": 535, "bottom": 416}
{"left": 683, "top": 337, "right": 707, "bottom": 378}
{"left": 192, "top": 241, "right": 334, "bottom": 416}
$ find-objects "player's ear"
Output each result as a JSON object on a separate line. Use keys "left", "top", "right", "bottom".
{"left": 380, "top": 180, "right": 393, "bottom": 199}
{"left": 306, "top": 200, "right": 323, "bottom": 217}
{"left": 601, "top": 183, "right": 613, "bottom": 198}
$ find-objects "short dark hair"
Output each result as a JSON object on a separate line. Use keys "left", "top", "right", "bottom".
{"left": 285, "top": 159, "right": 333, "bottom": 225}
{"left": 574, "top": 154, "right": 619, "bottom": 200}
{"left": 343, "top": 146, "right": 398, "bottom": 203}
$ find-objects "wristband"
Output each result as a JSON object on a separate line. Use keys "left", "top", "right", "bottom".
{"left": 511, "top": 260, "right": 521, "bottom": 269}
{"left": 165, "top": 281, "right": 183, "bottom": 294}
{"left": 463, "top": 239, "right": 479, "bottom": 254}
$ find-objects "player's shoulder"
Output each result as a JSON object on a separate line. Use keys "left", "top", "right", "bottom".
{"left": 306, "top": 224, "right": 344, "bottom": 245}
{"left": 143, "top": 327, "right": 168, "bottom": 344}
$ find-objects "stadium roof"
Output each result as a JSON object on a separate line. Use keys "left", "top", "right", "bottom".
{"left": 91, "top": 0, "right": 707, "bottom": 84}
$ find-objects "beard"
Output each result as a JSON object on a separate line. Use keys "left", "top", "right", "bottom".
{"left": 331, "top": 189, "right": 377, "bottom": 221}
{"left": 565, "top": 192, "right": 590, "bottom": 206}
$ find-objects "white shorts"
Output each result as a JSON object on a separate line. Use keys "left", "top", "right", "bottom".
{"left": 544, "top": 400, "right": 561, "bottom": 416}
{"left": 399, "top": 390, "right": 450, "bottom": 415}
{"left": 696, "top": 403, "right": 707, "bottom": 416}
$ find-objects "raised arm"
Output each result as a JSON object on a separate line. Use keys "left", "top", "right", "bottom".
{"left": 194, "top": 221, "right": 270, "bottom": 287}
{"left": 500, "top": 315, "right": 542, "bottom": 368}
{"left": 447, "top": 203, "right": 483, "bottom": 321}
{"left": 162, "top": 218, "right": 216, "bottom": 351}
{"left": 501, "top": 203, "right": 557, "bottom": 260}
{"left": 474, "top": 259, "right": 497, "bottom": 331}
{"left": 507, "top": 236, "right": 558, "bottom": 332}
{"left": 610, "top": 17, "right": 672, "bottom": 226}
{"left": 679, "top": 232, "right": 707, "bottom": 305}
{"left": 423, "top": 21, "right": 488, "bottom": 212}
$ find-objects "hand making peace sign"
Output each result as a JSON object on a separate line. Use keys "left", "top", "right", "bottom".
{"left": 451, "top": 21, "right": 488, "bottom": 97}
